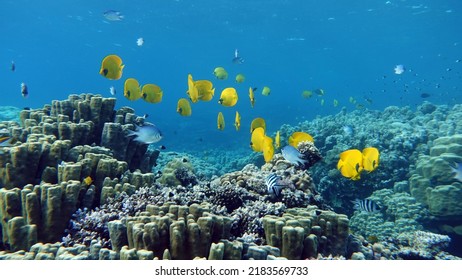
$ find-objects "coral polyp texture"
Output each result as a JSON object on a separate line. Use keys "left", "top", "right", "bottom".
{"left": 1, "top": 96, "right": 462, "bottom": 260}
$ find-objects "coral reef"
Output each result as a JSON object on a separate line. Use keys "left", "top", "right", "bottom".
{"left": 262, "top": 206, "right": 349, "bottom": 259}
{"left": 0, "top": 106, "right": 21, "bottom": 122}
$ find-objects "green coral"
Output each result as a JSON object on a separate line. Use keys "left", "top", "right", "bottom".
{"left": 409, "top": 134, "right": 462, "bottom": 219}
{"left": 349, "top": 188, "right": 429, "bottom": 241}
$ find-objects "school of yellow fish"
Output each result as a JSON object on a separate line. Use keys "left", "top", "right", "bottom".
{"left": 98, "top": 54, "right": 379, "bottom": 176}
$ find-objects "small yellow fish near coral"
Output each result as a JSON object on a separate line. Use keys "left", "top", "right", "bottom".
{"left": 288, "top": 131, "right": 314, "bottom": 147}
{"left": 141, "top": 84, "right": 163, "bottom": 103}
{"left": 124, "top": 78, "right": 142, "bottom": 100}
{"left": 249, "top": 87, "right": 256, "bottom": 108}
{"left": 262, "top": 136, "right": 274, "bottom": 163}
{"left": 213, "top": 67, "right": 228, "bottom": 80}
{"left": 250, "top": 117, "right": 266, "bottom": 133}
{"left": 187, "top": 74, "right": 199, "bottom": 103}
{"left": 261, "top": 86, "right": 271, "bottom": 96}
{"left": 250, "top": 127, "right": 265, "bottom": 152}
{"left": 218, "top": 87, "right": 238, "bottom": 107}
{"left": 177, "top": 98, "right": 192, "bottom": 116}
{"left": 234, "top": 111, "right": 241, "bottom": 131}
{"left": 337, "top": 149, "right": 363, "bottom": 180}
{"left": 195, "top": 80, "right": 215, "bottom": 101}
{"left": 217, "top": 112, "right": 225, "bottom": 130}
{"left": 275, "top": 131, "right": 280, "bottom": 149}
{"left": 362, "top": 147, "right": 380, "bottom": 172}
{"left": 83, "top": 176, "right": 93, "bottom": 186}
{"left": 100, "top": 54, "right": 124, "bottom": 80}
{"left": 235, "top": 73, "right": 245, "bottom": 83}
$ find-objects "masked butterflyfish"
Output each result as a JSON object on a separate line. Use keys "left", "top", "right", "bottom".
{"left": 235, "top": 73, "right": 245, "bottom": 83}
{"left": 302, "top": 90, "right": 313, "bottom": 99}
{"left": 213, "top": 67, "right": 228, "bottom": 80}
{"left": 288, "top": 131, "right": 314, "bottom": 147}
{"left": 337, "top": 149, "right": 363, "bottom": 180}
{"left": 234, "top": 111, "right": 241, "bottom": 131}
{"left": 262, "top": 86, "right": 271, "bottom": 96}
{"left": 124, "top": 78, "right": 142, "bottom": 101}
{"left": 141, "top": 84, "right": 163, "bottom": 103}
{"left": 100, "top": 54, "right": 124, "bottom": 80}
{"left": 218, "top": 87, "right": 238, "bottom": 107}
{"left": 194, "top": 80, "right": 215, "bottom": 101}
{"left": 127, "top": 123, "right": 162, "bottom": 144}
{"left": 217, "top": 112, "right": 225, "bottom": 130}
{"left": 250, "top": 127, "right": 265, "bottom": 152}
{"left": 249, "top": 87, "right": 256, "bottom": 108}
{"left": 250, "top": 117, "right": 266, "bottom": 133}
{"left": 275, "top": 131, "right": 281, "bottom": 149}
{"left": 262, "top": 136, "right": 274, "bottom": 163}
{"left": 177, "top": 98, "right": 192, "bottom": 116}
{"left": 362, "top": 147, "right": 380, "bottom": 172}
{"left": 187, "top": 74, "right": 199, "bottom": 103}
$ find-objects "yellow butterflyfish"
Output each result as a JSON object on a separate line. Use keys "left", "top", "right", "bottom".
{"left": 123, "top": 78, "right": 142, "bottom": 101}
{"left": 288, "top": 131, "right": 314, "bottom": 147}
{"left": 195, "top": 80, "right": 215, "bottom": 101}
{"left": 235, "top": 73, "right": 245, "bottom": 83}
{"left": 141, "top": 84, "right": 163, "bottom": 103}
{"left": 250, "top": 117, "right": 266, "bottom": 133}
{"left": 83, "top": 176, "right": 93, "bottom": 186}
{"left": 217, "top": 112, "right": 225, "bottom": 130}
{"left": 362, "top": 147, "right": 380, "bottom": 172}
{"left": 213, "top": 67, "right": 228, "bottom": 80}
{"left": 177, "top": 98, "right": 192, "bottom": 116}
{"left": 275, "top": 131, "right": 280, "bottom": 149}
{"left": 249, "top": 87, "right": 256, "bottom": 108}
{"left": 218, "top": 87, "right": 238, "bottom": 107}
{"left": 262, "top": 86, "right": 271, "bottom": 96}
{"left": 337, "top": 149, "right": 363, "bottom": 180}
{"left": 302, "top": 90, "right": 313, "bottom": 99}
{"left": 187, "top": 74, "right": 199, "bottom": 103}
{"left": 99, "top": 54, "right": 124, "bottom": 80}
{"left": 234, "top": 111, "right": 241, "bottom": 131}
{"left": 262, "top": 136, "right": 274, "bottom": 163}
{"left": 250, "top": 127, "right": 265, "bottom": 152}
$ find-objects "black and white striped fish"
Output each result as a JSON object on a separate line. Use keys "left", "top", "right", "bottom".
{"left": 352, "top": 199, "right": 380, "bottom": 213}
{"left": 265, "top": 173, "right": 286, "bottom": 198}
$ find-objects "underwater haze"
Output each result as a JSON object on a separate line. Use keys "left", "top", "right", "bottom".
{"left": 1, "top": 0, "right": 462, "bottom": 152}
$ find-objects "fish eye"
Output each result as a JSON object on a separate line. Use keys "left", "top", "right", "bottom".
{"left": 103, "top": 68, "right": 108, "bottom": 76}
{"left": 126, "top": 90, "right": 130, "bottom": 97}
{"left": 143, "top": 93, "right": 147, "bottom": 98}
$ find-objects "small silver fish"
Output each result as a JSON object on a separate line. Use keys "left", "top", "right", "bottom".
{"left": 127, "top": 123, "right": 162, "bottom": 144}
{"left": 136, "top": 37, "right": 144, "bottom": 47}
{"left": 451, "top": 162, "right": 462, "bottom": 182}
{"left": 281, "top": 145, "right": 308, "bottom": 167}
{"left": 109, "top": 86, "right": 116, "bottom": 96}
{"left": 394, "top": 64, "right": 405, "bottom": 74}
{"left": 21, "top": 82, "right": 28, "bottom": 98}
{"left": 232, "top": 49, "right": 244, "bottom": 64}
{"left": 103, "top": 10, "right": 124, "bottom": 21}
{"left": 342, "top": 125, "right": 354, "bottom": 136}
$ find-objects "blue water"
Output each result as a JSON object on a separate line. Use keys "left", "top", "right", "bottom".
{"left": 1, "top": 0, "right": 461, "bottom": 151}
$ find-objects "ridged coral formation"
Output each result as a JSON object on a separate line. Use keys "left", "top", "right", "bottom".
{"left": 262, "top": 206, "right": 349, "bottom": 259}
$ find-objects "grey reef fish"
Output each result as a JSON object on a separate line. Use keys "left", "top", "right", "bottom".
{"left": 232, "top": 49, "right": 244, "bottom": 64}
{"left": 103, "top": 10, "right": 124, "bottom": 21}
{"left": 281, "top": 145, "right": 307, "bottom": 167}
{"left": 127, "top": 123, "right": 162, "bottom": 144}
